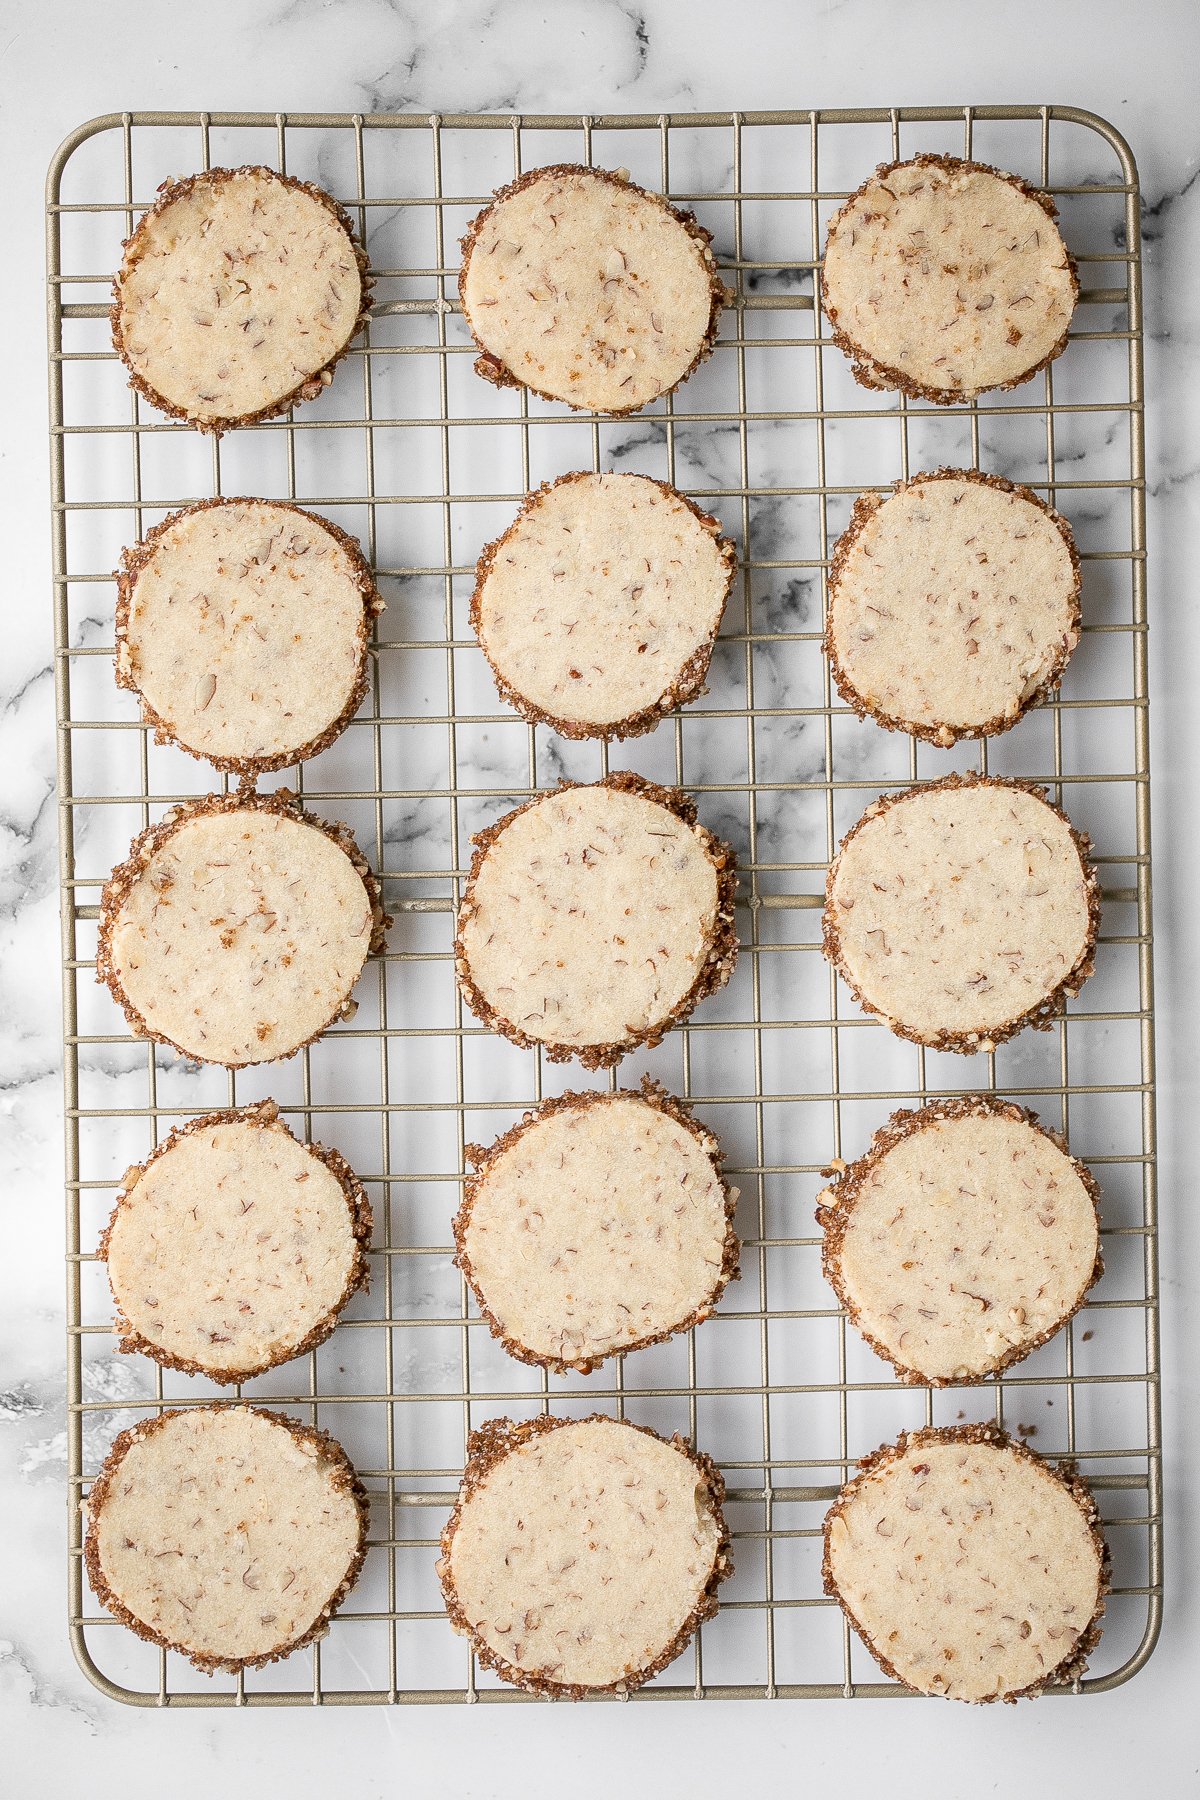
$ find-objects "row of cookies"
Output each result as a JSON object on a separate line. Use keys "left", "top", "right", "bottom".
{"left": 807, "top": 156, "right": 1110, "bottom": 1703}
{"left": 111, "top": 155, "right": 1075, "bottom": 432}
{"left": 86, "top": 1403, "right": 1109, "bottom": 1705}
{"left": 115, "top": 461, "right": 1078, "bottom": 764}
{"left": 90, "top": 188, "right": 390, "bottom": 1677}
{"left": 95, "top": 1083, "right": 1100, "bottom": 1399}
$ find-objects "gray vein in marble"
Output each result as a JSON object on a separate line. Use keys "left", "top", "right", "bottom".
{"left": 1141, "top": 161, "right": 1200, "bottom": 242}
{"left": 1149, "top": 463, "right": 1200, "bottom": 497}
{"left": 0, "top": 1385, "right": 44, "bottom": 1422}
{"left": 15, "top": 1360, "right": 149, "bottom": 1492}
{"left": 0, "top": 1640, "right": 98, "bottom": 1733}
{"left": 270, "top": 0, "right": 689, "bottom": 119}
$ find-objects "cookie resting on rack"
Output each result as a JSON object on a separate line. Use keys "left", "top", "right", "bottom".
{"left": 437, "top": 1414, "right": 732, "bottom": 1696}
{"left": 823, "top": 773, "right": 1100, "bottom": 1052}
{"left": 116, "top": 498, "right": 383, "bottom": 775}
{"left": 455, "top": 1080, "right": 739, "bottom": 1373}
{"left": 817, "top": 1095, "right": 1102, "bottom": 1384}
{"left": 97, "top": 790, "right": 389, "bottom": 1068}
{"left": 454, "top": 772, "right": 739, "bottom": 1068}
{"left": 821, "top": 154, "right": 1078, "bottom": 403}
{"left": 84, "top": 1405, "right": 369, "bottom": 1673}
{"left": 825, "top": 469, "right": 1080, "bottom": 746}
{"left": 111, "top": 165, "right": 370, "bottom": 431}
{"left": 459, "top": 164, "right": 728, "bottom": 414}
{"left": 101, "top": 1101, "right": 372, "bottom": 1382}
{"left": 823, "top": 1423, "right": 1109, "bottom": 1701}
{"left": 471, "top": 471, "right": 737, "bottom": 740}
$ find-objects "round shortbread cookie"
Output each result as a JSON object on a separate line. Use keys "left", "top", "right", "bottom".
{"left": 823, "top": 774, "right": 1099, "bottom": 1052}
{"left": 455, "top": 772, "right": 739, "bottom": 1069}
{"left": 84, "top": 1405, "right": 369, "bottom": 1673}
{"left": 116, "top": 499, "right": 383, "bottom": 773}
{"left": 818, "top": 1097, "right": 1101, "bottom": 1384}
{"left": 456, "top": 1081, "right": 739, "bottom": 1373}
{"left": 821, "top": 155, "right": 1078, "bottom": 404}
{"left": 826, "top": 470, "right": 1080, "bottom": 745}
{"left": 101, "top": 1102, "right": 373, "bottom": 1382}
{"left": 112, "top": 166, "right": 369, "bottom": 431}
{"left": 459, "top": 164, "right": 727, "bottom": 414}
{"left": 438, "top": 1414, "right": 732, "bottom": 1696}
{"left": 823, "top": 1424, "right": 1108, "bottom": 1701}
{"left": 471, "top": 472, "right": 737, "bottom": 740}
{"left": 97, "top": 791, "right": 389, "bottom": 1068}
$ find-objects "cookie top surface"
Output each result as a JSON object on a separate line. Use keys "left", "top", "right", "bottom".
{"left": 455, "top": 775, "right": 738, "bottom": 1068}
{"left": 472, "top": 472, "right": 736, "bottom": 739}
{"left": 439, "top": 1414, "right": 730, "bottom": 1694}
{"left": 98, "top": 795, "right": 382, "bottom": 1068}
{"left": 821, "top": 156, "right": 1078, "bottom": 402}
{"left": 824, "top": 1426, "right": 1107, "bottom": 1701}
{"left": 112, "top": 167, "right": 366, "bottom": 429}
{"left": 827, "top": 472, "right": 1080, "bottom": 744}
{"left": 103, "top": 1104, "right": 371, "bottom": 1381}
{"left": 116, "top": 499, "right": 380, "bottom": 772}
{"left": 819, "top": 1098, "right": 1100, "bottom": 1383}
{"left": 824, "top": 776, "right": 1098, "bottom": 1050}
{"left": 457, "top": 1085, "right": 738, "bottom": 1372}
{"left": 459, "top": 165, "right": 724, "bottom": 414}
{"left": 84, "top": 1405, "right": 367, "bottom": 1672}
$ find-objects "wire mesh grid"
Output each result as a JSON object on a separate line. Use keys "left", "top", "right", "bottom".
{"left": 47, "top": 104, "right": 1160, "bottom": 1705}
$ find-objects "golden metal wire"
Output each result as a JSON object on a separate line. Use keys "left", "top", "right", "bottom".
{"left": 48, "top": 105, "right": 1160, "bottom": 1706}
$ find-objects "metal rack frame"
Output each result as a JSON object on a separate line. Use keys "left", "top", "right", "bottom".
{"left": 48, "top": 104, "right": 1160, "bottom": 1705}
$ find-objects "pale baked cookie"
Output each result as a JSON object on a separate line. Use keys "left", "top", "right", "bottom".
{"left": 459, "top": 165, "right": 728, "bottom": 414}
{"left": 112, "top": 166, "right": 370, "bottom": 432}
{"left": 471, "top": 472, "right": 737, "bottom": 740}
{"left": 823, "top": 773, "right": 1099, "bottom": 1052}
{"left": 821, "top": 155, "right": 1079, "bottom": 404}
{"left": 438, "top": 1414, "right": 731, "bottom": 1697}
{"left": 101, "top": 1102, "right": 373, "bottom": 1382}
{"left": 116, "top": 498, "right": 383, "bottom": 774}
{"left": 97, "top": 790, "right": 389, "bottom": 1068}
{"left": 818, "top": 1096, "right": 1101, "bottom": 1384}
{"left": 84, "top": 1405, "right": 369, "bottom": 1674}
{"left": 456, "top": 1080, "right": 739, "bottom": 1373}
{"left": 823, "top": 1424, "right": 1108, "bottom": 1701}
{"left": 455, "top": 772, "right": 738, "bottom": 1069}
{"left": 826, "top": 470, "right": 1080, "bottom": 745}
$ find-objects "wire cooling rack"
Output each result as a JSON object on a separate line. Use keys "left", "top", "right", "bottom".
{"left": 48, "top": 105, "right": 1159, "bottom": 1705}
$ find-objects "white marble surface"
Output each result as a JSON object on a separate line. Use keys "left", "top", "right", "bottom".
{"left": 3, "top": 1, "right": 1199, "bottom": 1793}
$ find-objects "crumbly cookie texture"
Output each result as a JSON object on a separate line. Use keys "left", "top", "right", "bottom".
{"left": 84, "top": 1405, "right": 369, "bottom": 1674}
{"left": 97, "top": 790, "right": 389, "bottom": 1069}
{"left": 823, "top": 1423, "right": 1109, "bottom": 1702}
{"left": 101, "top": 1101, "right": 372, "bottom": 1382}
{"left": 821, "top": 154, "right": 1079, "bottom": 404}
{"left": 115, "top": 498, "right": 383, "bottom": 774}
{"left": 823, "top": 773, "right": 1100, "bottom": 1052}
{"left": 459, "top": 164, "right": 729, "bottom": 415}
{"left": 456, "top": 1079, "right": 740, "bottom": 1373}
{"left": 471, "top": 471, "right": 737, "bottom": 740}
{"left": 111, "top": 166, "right": 370, "bottom": 432}
{"left": 438, "top": 1414, "right": 732, "bottom": 1697}
{"left": 818, "top": 1096, "right": 1101, "bottom": 1384}
{"left": 826, "top": 469, "right": 1080, "bottom": 745}
{"left": 455, "top": 771, "right": 739, "bottom": 1068}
